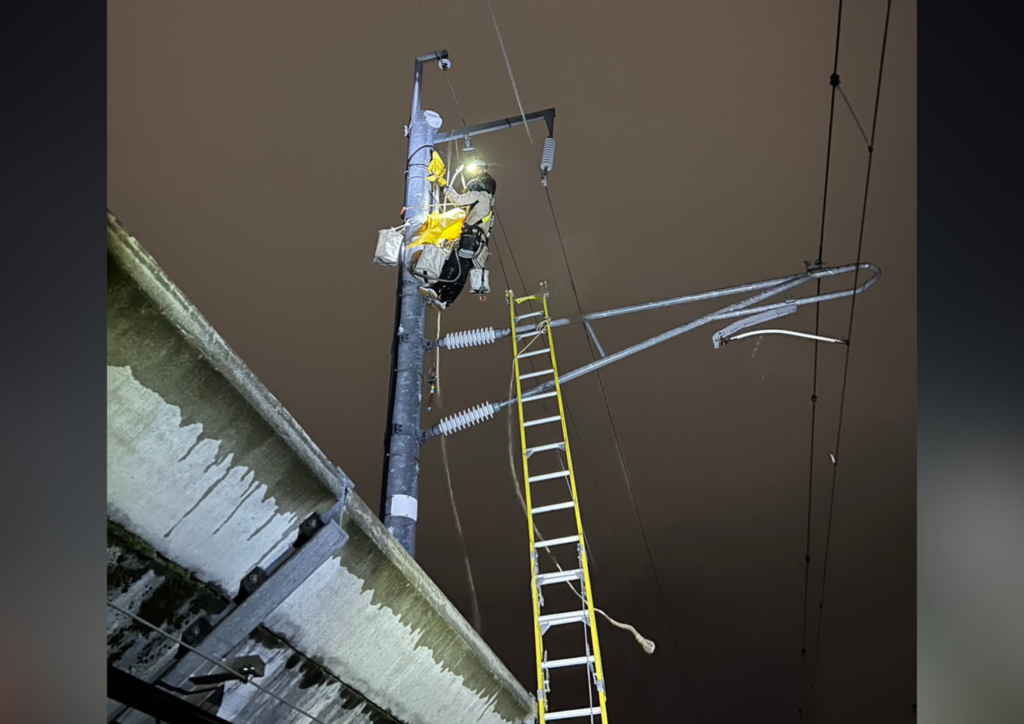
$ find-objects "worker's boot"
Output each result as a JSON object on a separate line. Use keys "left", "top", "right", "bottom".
{"left": 418, "top": 286, "right": 447, "bottom": 310}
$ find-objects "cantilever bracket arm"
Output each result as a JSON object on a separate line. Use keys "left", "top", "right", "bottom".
{"left": 434, "top": 108, "right": 556, "bottom": 145}
{"left": 423, "top": 262, "right": 881, "bottom": 440}
{"left": 511, "top": 263, "right": 880, "bottom": 336}
{"left": 496, "top": 262, "right": 881, "bottom": 410}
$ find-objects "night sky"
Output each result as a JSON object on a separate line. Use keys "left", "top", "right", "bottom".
{"left": 108, "top": 2, "right": 916, "bottom": 721}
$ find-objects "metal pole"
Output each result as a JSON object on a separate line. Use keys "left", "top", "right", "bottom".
{"left": 380, "top": 52, "right": 445, "bottom": 557}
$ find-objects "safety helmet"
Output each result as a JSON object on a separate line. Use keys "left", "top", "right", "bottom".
{"left": 468, "top": 173, "right": 496, "bottom": 196}
{"left": 465, "top": 159, "right": 488, "bottom": 176}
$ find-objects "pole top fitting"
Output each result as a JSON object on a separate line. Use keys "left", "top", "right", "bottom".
{"left": 416, "top": 50, "right": 449, "bottom": 65}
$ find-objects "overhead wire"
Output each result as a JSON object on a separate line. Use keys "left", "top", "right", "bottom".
{"left": 417, "top": 3, "right": 711, "bottom": 716}
{"left": 797, "top": 1, "right": 844, "bottom": 717}
{"left": 415, "top": 3, "right": 892, "bottom": 722}
{"left": 805, "top": 2, "right": 893, "bottom": 721}
{"left": 837, "top": 85, "right": 870, "bottom": 147}
{"left": 483, "top": 2, "right": 704, "bottom": 719}
{"left": 484, "top": 0, "right": 536, "bottom": 153}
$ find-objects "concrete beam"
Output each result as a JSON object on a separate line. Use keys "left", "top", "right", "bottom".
{"left": 107, "top": 212, "right": 536, "bottom": 724}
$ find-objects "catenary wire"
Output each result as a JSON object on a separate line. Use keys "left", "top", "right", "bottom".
{"left": 805, "top": 2, "right": 893, "bottom": 721}
{"left": 797, "top": 1, "right": 844, "bottom": 717}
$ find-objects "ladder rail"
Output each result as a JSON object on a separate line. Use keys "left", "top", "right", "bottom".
{"left": 541, "top": 292, "right": 610, "bottom": 724}
{"left": 509, "top": 294, "right": 549, "bottom": 722}
{"left": 510, "top": 289, "right": 610, "bottom": 724}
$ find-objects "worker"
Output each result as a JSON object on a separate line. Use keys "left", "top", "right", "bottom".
{"left": 419, "top": 170, "right": 496, "bottom": 310}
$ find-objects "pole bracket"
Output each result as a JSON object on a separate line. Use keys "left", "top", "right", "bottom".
{"left": 391, "top": 423, "right": 429, "bottom": 443}
{"left": 118, "top": 494, "right": 350, "bottom": 719}
{"left": 398, "top": 332, "right": 435, "bottom": 350}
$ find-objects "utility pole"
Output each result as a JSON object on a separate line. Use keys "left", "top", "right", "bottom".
{"left": 379, "top": 53, "right": 558, "bottom": 557}
{"left": 379, "top": 51, "right": 448, "bottom": 557}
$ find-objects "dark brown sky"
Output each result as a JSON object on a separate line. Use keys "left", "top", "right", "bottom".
{"left": 108, "top": 1, "right": 916, "bottom": 721}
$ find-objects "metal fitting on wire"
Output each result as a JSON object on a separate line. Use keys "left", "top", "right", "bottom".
{"left": 441, "top": 326, "right": 500, "bottom": 349}
{"left": 432, "top": 403, "right": 497, "bottom": 436}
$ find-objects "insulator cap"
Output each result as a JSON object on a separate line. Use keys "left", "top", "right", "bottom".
{"left": 442, "top": 326, "right": 498, "bottom": 349}
{"left": 434, "top": 403, "right": 497, "bottom": 436}
{"left": 540, "top": 137, "right": 556, "bottom": 173}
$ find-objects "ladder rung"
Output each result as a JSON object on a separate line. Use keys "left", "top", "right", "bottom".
{"left": 536, "top": 569, "right": 583, "bottom": 586}
{"left": 536, "top": 535, "right": 579, "bottom": 549}
{"left": 518, "top": 329, "right": 546, "bottom": 338}
{"left": 526, "top": 442, "right": 565, "bottom": 458}
{"left": 531, "top": 501, "right": 576, "bottom": 515}
{"left": 524, "top": 415, "right": 561, "bottom": 428}
{"left": 515, "top": 295, "right": 538, "bottom": 305}
{"left": 537, "top": 609, "right": 588, "bottom": 627}
{"left": 529, "top": 470, "right": 571, "bottom": 483}
{"left": 517, "top": 347, "right": 551, "bottom": 359}
{"left": 542, "top": 655, "right": 595, "bottom": 670}
{"left": 515, "top": 312, "right": 544, "bottom": 322}
{"left": 546, "top": 707, "right": 603, "bottom": 721}
{"left": 520, "top": 368, "right": 554, "bottom": 380}
{"left": 522, "top": 391, "right": 558, "bottom": 403}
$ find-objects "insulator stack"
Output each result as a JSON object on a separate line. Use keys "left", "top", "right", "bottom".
{"left": 540, "top": 137, "right": 556, "bottom": 174}
{"left": 433, "top": 403, "right": 496, "bottom": 436}
{"left": 442, "top": 326, "right": 498, "bottom": 349}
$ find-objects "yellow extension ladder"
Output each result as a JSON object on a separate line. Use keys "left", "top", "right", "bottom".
{"left": 508, "top": 288, "right": 609, "bottom": 724}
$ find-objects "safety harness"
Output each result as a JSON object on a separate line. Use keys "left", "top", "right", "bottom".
{"left": 457, "top": 197, "right": 494, "bottom": 268}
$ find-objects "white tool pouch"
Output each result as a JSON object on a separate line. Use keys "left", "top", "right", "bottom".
{"left": 413, "top": 244, "right": 448, "bottom": 283}
{"left": 373, "top": 227, "right": 404, "bottom": 267}
{"left": 469, "top": 268, "right": 490, "bottom": 294}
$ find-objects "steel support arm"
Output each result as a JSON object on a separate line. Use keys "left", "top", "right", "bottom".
{"left": 113, "top": 495, "right": 350, "bottom": 724}
{"left": 434, "top": 108, "right": 556, "bottom": 145}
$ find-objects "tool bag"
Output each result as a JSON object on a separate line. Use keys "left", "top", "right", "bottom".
{"left": 412, "top": 243, "right": 449, "bottom": 283}
{"left": 373, "top": 227, "right": 404, "bottom": 267}
{"left": 468, "top": 267, "right": 490, "bottom": 294}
